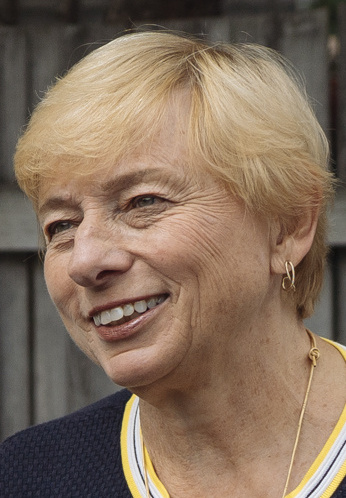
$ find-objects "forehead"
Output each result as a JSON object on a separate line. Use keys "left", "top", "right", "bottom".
{"left": 37, "top": 142, "right": 207, "bottom": 220}
{"left": 33, "top": 87, "right": 195, "bottom": 204}
{"left": 37, "top": 98, "right": 194, "bottom": 205}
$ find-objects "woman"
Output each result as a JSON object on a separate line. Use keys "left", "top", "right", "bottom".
{"left": 0, "top": 31, "right": 345, "bottom": 498}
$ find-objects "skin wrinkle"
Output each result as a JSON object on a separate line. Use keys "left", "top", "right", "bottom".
{"left": 140, "top": 346, "right": 309, "bottom": 497}
{"left": 50, "top": 146, "right": 270, "bottom": 388}
{"left": 13, "top": 33, "right": 345, "bottom": 497}
{"left": 43, "top": 146, "right": 272, "bottom": 388}
{"left": 38, "top": 93, "right": 346, "bottom": 497}
{"left": 40, "top": 164, "right": 202, "bottom": 242}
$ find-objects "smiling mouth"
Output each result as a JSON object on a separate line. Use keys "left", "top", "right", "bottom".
{"left": 92, "top": 294, "right": 168, "bottom": 327}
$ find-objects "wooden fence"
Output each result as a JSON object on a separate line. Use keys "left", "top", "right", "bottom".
{"left": 1, "top": 4, "right": 346, "bottom": 442}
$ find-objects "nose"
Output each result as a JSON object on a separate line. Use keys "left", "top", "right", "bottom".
{"left": 68, "top": 219, "right": 134, "bottom": 288}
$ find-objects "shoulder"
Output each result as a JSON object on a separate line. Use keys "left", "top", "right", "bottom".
{"left": 1, "top": 388, "right": 131, "bottom": 449}
{"left": 0, "top": 389, "right": 133, "bottom": 497}
{"left": 332, "top": 475, "right": 346, "bottom": 496}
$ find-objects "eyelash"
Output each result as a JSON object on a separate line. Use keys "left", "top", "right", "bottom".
{"left": 46, "top": 220, "right": 74, "bottom": 239}
{"left": 129, "top": 194, "right": 164, "bottom": 209}
{"left": 44, "top": 195, "right": 166, "bottom": 240}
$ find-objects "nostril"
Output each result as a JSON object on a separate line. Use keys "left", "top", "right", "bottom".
{"left": 68, "top": 245, "right": 135, "bottom": 288}
{"left": 67, "top": 224, "right": 135, "bottom": 287}
{"left": 96, "top": 269, "right": 120, "bottom": 281}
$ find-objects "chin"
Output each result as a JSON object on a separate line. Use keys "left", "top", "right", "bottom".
{"left": 101, "top": 347, "right": 185, "bottom": 393}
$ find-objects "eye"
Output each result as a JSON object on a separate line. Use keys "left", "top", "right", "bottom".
{"left": 131, "top": 195, "right": 163, "bottom": 208}
{"left": 46, "top": 220, "right": 74, "bottom": 238}
{"left": 122, "top": 194, "right": 169, "bottom": 228}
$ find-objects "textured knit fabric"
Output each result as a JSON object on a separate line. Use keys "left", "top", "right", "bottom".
{"left": 0, "top": 389, "right": 132, "bottom": 497}
{"left": 1, "top": 388, "right": 346, "bottom": 497}
{"left": 333, "top": 479, "right": 346, "bottom": 497}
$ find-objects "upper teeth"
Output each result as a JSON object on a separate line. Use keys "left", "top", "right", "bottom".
{"left": 93, "top": 295, "right": 166, "bottom": 326}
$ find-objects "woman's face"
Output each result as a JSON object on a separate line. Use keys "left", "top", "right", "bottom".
{"left": 39, "top": 105, "right": 277, "bottom": 391}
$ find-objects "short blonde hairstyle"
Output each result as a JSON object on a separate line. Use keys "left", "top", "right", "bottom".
{"left": 14, "top": 30, "right": 334, "bottom": 318}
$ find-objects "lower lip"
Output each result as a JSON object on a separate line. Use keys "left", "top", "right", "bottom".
{"left": 94, "top": 301, "right": 165, "bottom": 343}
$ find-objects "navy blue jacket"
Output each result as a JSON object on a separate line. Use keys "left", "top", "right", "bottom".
{"left": 1, "top": 388, "right": 346, "bottom": 497}
{"left": 0, "top": 389, "right": 133, "bottom": 497}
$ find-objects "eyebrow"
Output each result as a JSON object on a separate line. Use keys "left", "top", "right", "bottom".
{"left": 102, "top": 168, "right": 169, "bottom": 193}
{"left": 38, "top": 195, "right": 80, "bottom": 221}
{"left": 38, "top": 167, "right": 173, "bottom": 220}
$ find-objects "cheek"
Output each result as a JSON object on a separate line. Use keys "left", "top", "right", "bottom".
{"left": 44, "top": 253, "right": 74, "bottom": 315}
{"left": 147, "top": 213, "right": 271, "bottom": 319}
{"left": 141, "top": 213, "right": 239, "bottom": 287}
{"left": 44, "top": 253, "right": 100, "bottom": 364}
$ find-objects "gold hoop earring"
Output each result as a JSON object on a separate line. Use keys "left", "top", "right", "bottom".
{"left": 282, "top": 261, "right": 296, "bottom": 291}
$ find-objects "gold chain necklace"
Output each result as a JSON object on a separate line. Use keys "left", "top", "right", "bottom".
{"left": 141, "top": 329, "right": 320, "bottom": 498}
{"left": 281, "top": 328, "right": 320, "bottom": 497}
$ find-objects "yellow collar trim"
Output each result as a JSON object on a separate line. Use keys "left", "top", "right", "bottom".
{"left": 143, "top": 445, "right": 170, "bottom": 497}
{"left": 121, "top": 340, "right": 346, "bottom": 498}
{"left": 121, "top": 395, "right": 170, "bottom": 497}
{"left": 286, "top": 339, "right": 346, "bottom": 497}
{"left": 121, "top": 395, "right": 143, "bottom": 498}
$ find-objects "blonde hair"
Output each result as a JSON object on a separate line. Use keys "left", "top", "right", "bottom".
{"left": 14, "top": 30, "right": 334, "bottom": 318}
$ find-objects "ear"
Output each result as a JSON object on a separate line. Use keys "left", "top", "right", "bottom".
{"left": 270, "top": 205, "right": 320, "bottom": 276}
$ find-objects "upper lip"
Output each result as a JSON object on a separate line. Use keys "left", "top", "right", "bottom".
{"left": 88, "top": 293, "right": 167, "bottom": 318}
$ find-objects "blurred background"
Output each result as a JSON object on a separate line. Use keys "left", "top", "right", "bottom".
{"left": 0, "top": 0, "right": 346, "bottom": 442}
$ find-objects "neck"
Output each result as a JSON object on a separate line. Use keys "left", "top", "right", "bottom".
{"left": 132, "top": 310, "right": 346, "bottom": 498}
{"left": 138, "top": 316, "right": 309, "bottom": 414}
{"left": 137, "top": 320, "right": 315, "bottom": 493}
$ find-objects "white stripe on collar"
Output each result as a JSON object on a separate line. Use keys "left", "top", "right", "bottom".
{"left": 122, "top": 395, "right": 168, "bottom": 498}
{"left": 122, "top": 341, "right": 346, "bottom": 498}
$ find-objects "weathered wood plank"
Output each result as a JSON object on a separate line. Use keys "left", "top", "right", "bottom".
{"left": 0, "top": 0, "right": 18, "bottom": 24}
{"left": 0, "top": 27, "right": 27, "bottom": 182}
{"left": 279, "top": 8, "right": 329, "bottom": 132}
{"left": 32, "top": 258, "right": 116, "bottom": 425}
{"left": 32, "top": 258, "right": 71, "bottom": 423}
{"left": 304, "top": 259, "right": 333, "bottom": 339}
{"left": 75, "top": 23, "right": 125, "bottom": 58}
{"left": 337, "top": 3, "right": 346, "bottom": 181}
{"left": 19, "top": 0, "right": 76, "bottom": 21}
{"left": 0, "top": 255, "right": 31, "bottom": 442}
{"left": 64, "top": 339, "right": 118, "bottom": 416}
{"left": 2, "top": 184, "right": 345, "bottom": 252}
{"left": 26, "top": 24, "right": 85, "bottom": 109}
{"left": 334, "top": 248, "right": 346, "bottom": 344}
{"left": 0, "top": 12, "right": 342, "bottom": 440}
{"left": 328, "top": 188, "right": 346, "bottom": 247}
{"left": 0, "top": 185, "right": 38, "bottom": 252}
{"left": 163, "top": 10, "right": 328, "bottom": 130}
{"left": 221, "top": 0, "right": 294, "bottom": 14}
{"left": 162, "top": 14, "right": 273, "bottom": 46}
